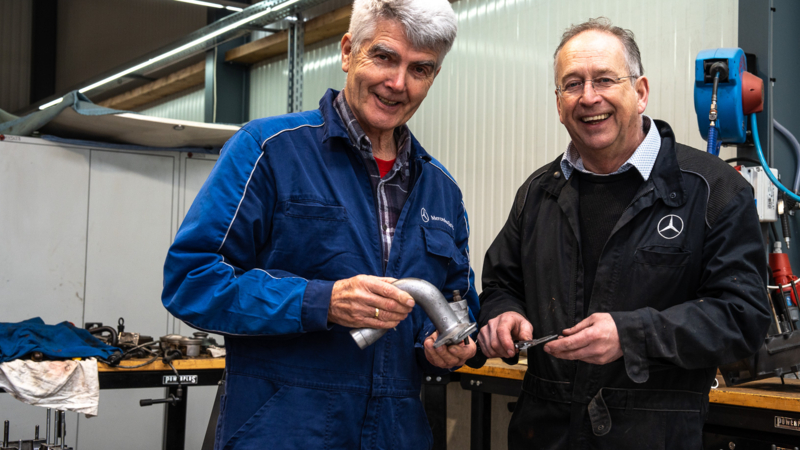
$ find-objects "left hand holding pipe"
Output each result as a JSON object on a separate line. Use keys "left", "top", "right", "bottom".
{"left": 423, "top": 331, "right": 477, "bottom": 368}
{"left": 543, "top": 313, "right": 623, "bottom": 365}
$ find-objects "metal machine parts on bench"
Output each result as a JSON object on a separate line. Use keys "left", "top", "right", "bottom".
{"left": 86, "top": 318, "right": 222, "bottom": 362}
{"left": 2, "top": 409, "right": 70, "bottom": 450}
{"left": 85, "top": 318, "right": 223, "bottom": 408}
{"left": 350, "top": 278, "right": 476, "bottom": 350}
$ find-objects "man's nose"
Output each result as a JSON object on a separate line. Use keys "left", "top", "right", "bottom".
{"left": 385, "top": 67, "right": 406, "bottom": 91}
{"left": 579, "top": 81, "right": 602, "bottom": 105}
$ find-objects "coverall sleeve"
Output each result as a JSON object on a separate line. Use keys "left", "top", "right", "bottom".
{"left": 610, "top": 188, "right": 772, "bottom": 383}
{"left": 414, "top": 204, "right": 481, "bottom": 374}
{"left": 162, "top": 129, "right": 333, "bottom": 336}
{"left": 478, "top": 202, "right": 529, "bottom": 328}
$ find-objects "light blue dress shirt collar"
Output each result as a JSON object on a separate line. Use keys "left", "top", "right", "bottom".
{"left": 560, "top": 115, "right": 661, "bottom": 181}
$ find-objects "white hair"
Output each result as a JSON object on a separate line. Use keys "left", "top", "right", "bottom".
{"left": 348, "top": 0, "right": 457, "bottom": 65}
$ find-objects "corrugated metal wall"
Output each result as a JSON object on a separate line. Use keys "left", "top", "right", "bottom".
{"left": 0, "top": 0, "right": 32, "bottom": 113}
{"left": 249, "top": 57, "right": 289, "bottom": 119}
{"left": 137, "top": 87, "right": 205, "bottom": 122}
{"left": 249, "top": 37, "right": 346, "bottom": 119}
{"left": 302, "top": 38, "right": 348, "bottom": 111}
{"left": 407, "top": 0, "right": 738, "bottom": 290}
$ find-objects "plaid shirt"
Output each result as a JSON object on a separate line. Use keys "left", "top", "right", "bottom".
{"left": 333, "top": 91, "right": 413, "bottom": 271}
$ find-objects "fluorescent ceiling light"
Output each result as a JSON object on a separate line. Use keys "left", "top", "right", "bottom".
{"left": 40, "top": 1, "right": 302, "bottom": 109}
{"left": 175, "top": 0, "right": 224, "bottom": 8}
{"left": 226, "top": 6, "right": 244, "bottom": 11}
{"left": 39, "top": 98, "right": 63, "bottom": 110}
{"left": 116, "top": 113, "right": 241, "bottom": 131}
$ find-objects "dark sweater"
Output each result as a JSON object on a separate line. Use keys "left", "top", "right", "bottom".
{"left": 577, "top": 169, "right": 643, "bottom": 316}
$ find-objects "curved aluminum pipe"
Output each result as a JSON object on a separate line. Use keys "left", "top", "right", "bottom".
{"left": 350, "top": 278, "right": 476, "bottom": 350}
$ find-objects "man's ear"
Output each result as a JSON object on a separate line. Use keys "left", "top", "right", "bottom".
{"left": 341, "top": 33, "right": 353, "bottom": 73}
{"left": 636, "top": 76, "right": 650, "bottom": 114}
{"left": 556, "top": 90, "right": 564, "bottom": 124}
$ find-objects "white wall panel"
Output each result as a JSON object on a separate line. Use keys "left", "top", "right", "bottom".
{"left": 408, "top": 0, "right": 739, "bottom": 293}
{"left": 82, "top": 150, "right": 176, "bottom": 339}
{"left": 0, "top": 139, "right": 90, "bottom": 325}
{"left": 0, "top": 0, "right": 32, "bottom": 113}
{"left": 137, "top": 87, "right": 205, "bottom": 122}
{"left": 0, "top": 138, "right": 85, "bottom": 449}
{"left": 77, "top": 149, "right": 177, "bottom": 449}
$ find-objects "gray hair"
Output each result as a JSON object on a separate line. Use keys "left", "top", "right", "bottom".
{"left": 348, "top": 0, "right": 457, "bottom": 66}
{"left": 553, "top": 17, "right": 643, "bottom": 86}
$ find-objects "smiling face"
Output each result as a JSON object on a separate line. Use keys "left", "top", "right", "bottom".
{"left": 341, "top": 19, "right": 441, "bottom": 144}
{"left": 555, "top": 30, "right": 649, "bottom": 165}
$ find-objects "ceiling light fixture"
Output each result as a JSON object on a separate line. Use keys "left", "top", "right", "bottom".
{"left": 175, "top": 0, "right": 224, "bottom": 8}
{"left": 40, "top": 0, "right": 304, "bottom": 110}
{"left": 226, "top": 6, "right": 244, "bottom": 11}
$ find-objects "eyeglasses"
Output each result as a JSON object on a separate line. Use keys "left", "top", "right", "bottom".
{"left": 557, "top": 76, "right": 636, "bottom": 96}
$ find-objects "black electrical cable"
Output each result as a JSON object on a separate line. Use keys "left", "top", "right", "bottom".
{"left": 724, "top": 157, "right": 761, "bottom": 166}
{"left": 770, "top": 221, "right": 781, "bottom": 244}
{"left": 105, "top": 355, "right": 159, "bottom": 369}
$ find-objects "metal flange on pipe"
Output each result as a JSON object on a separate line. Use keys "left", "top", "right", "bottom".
{"left": 350, "top": 278, "right": 477, "bottom": 350}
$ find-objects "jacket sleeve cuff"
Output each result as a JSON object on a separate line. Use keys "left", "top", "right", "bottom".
{"left": 301, "top": 279, "right": 335, "bottom": 332}
{"left": 477, "top": 298, "right": 527, "bottom": 329}
{"left": 609, "top": 310, "right": 650, "bottom": 383}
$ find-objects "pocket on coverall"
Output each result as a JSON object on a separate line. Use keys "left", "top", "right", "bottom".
{"left": 591, "top": 388, "right": 703, "bottom": 450}
{"left": 218, "top": 373, "right": 340, "bottom": 450}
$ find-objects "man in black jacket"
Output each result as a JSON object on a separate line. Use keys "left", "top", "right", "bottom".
{"left": 477, "top": 17, "right": 771, "bottom": 449}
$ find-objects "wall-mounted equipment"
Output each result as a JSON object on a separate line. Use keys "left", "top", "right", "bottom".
{"left": 694, "top": 48, "right": 764, "bottom": 155}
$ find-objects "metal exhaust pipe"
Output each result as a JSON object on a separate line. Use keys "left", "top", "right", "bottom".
{"left": 350, "top": 278, "right": 476, "bottom": 350}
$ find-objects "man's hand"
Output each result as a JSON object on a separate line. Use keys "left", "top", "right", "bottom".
{"left": 543, "top": 313, "right": 623, "bottom": 364}
{"left": 424, "top": 331, "right": 477, "bottom": 368}
{"left": 328, "top": 275, "right": 415, "bottom": 329}
{"left": 477, "top": 312, "right": 533, "bottom": 358}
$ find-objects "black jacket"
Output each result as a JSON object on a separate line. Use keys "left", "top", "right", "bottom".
{"left": 479, "top": 120, "right": 771, "bottom": 449}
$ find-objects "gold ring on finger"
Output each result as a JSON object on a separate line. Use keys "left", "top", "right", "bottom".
{"left": 375, "top": 307, "right": 380, "bottom": 319}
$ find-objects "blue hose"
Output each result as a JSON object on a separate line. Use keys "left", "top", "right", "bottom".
{"left": 707, "top": 125, "right": 721, "bottom": 156}
{"left": 752, "top": 113, "right": 800, "bottom": 203}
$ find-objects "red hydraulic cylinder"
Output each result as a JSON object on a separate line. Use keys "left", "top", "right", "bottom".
{"left": 770, "top": 252, "right": 799, "bottom": 306}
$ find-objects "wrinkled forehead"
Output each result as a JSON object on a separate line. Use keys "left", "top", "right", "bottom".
{"left": 359, "top": 18, "right": 444, "bottom": 65}
{"left": 555, "top": 31, "right": 627, "bottom": 80}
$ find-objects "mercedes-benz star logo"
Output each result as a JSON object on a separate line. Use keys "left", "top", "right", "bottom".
{"left": 657, "top": 214, "right": 684, "bottom": 239}
{"left": 421, "top": 207, "right": 430, "bottom": 222}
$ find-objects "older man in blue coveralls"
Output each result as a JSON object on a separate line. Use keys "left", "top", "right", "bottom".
{"left": 162, "top": 0, "right": 478, "bottom": 448}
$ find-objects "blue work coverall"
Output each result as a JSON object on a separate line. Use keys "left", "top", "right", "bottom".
{"left": 162, "top": 89, "right": 479, "bottom": 449}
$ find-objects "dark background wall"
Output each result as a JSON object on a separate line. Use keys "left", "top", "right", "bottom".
{"left": 739, "top": 0, "right": 800, "bottom": 272}
{"left": 0, "top": 0, "right": 206, "bottom": 114}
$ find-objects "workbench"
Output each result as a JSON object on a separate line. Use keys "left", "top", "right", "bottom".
{"left": 98, "top": 357, "right": 224, "bottom": 450}
{"left": 449, "top": 359, "right": 800, "bottom": 450}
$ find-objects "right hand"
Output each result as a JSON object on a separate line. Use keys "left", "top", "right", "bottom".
{"left": 478, "top": 312, "right": 533, "bottom": 358}
{"left": 328, "top": 275, "right": 416, "bottom": 329}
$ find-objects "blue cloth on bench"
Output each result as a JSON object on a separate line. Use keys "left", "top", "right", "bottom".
{"left": 0, "top": 317, "right": 120, "bottom": 363}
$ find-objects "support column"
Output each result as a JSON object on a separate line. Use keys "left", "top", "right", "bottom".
{"left": 287, "top": 12, "right": 305, "bottom": 113}
{"left": 204, "top": 37, "right": 250, "bottom": 124}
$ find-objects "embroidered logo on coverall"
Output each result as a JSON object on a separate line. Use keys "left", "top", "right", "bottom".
{"left": 658, "top": 214, "right": 684, "bottom": 239}
{"left": 421, "top": 208, "right": 430, "bottom": 222}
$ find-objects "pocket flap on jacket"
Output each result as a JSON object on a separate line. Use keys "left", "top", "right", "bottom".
{"left": 422, "top": 226, "right": 467, "bottom": 264}
{"left": 634, "top": 246, "right": 691, "bottom": 267}
{"left": 285, "top": 202, "right": 347, "bottom": 221}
